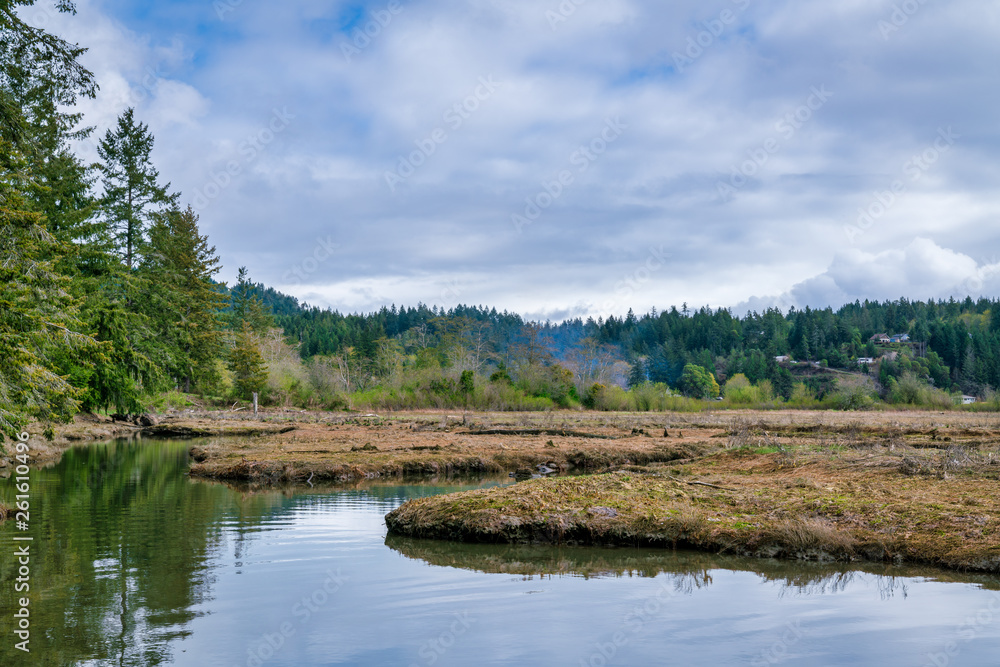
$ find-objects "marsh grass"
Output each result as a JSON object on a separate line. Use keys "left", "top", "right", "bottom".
{"left": 770, "top": 518, "right": 855, "bottom": 558}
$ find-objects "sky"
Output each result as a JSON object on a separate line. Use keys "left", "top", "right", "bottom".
{"left": 35, "top": 0, "right": 1000, "bottom": 320}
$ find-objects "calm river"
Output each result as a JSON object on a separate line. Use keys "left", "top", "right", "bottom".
{"left": 2, "top": 438, "right": 1000, "bottom": 666}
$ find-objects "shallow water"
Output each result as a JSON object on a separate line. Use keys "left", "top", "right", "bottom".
{"left": 2, "top": 438, "right": 1000, "bottom": 666}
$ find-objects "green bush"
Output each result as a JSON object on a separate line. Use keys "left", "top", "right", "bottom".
{"left": 832, "top": 384, "right": 877, "bottom": 411}
{"left": 679, "top": 364, "right": 720, "bottom": 398}
{"left": 887, "top": 372, "right": 954, "bottom": 408}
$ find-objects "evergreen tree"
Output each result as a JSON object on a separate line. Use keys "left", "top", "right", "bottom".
{"left": 229, "top": 266, "right": 273, "bottom": 334}
{"left": 627, "top": 357, "right": 647, "bottom": 387}
{"left": 0, "top": 144, "right": 89, "bottom": 437}
{"left": 143, "top": 206, "right": 226, "bottom": 392}
{"left": 0, "top": 1, "right": 97, "bottom": 438}
{"left": 0, "top": 1, "right": 96, "bottom": 146}
{"left": 97, "top": 107, "right": 176, "bottom": 270}
{"left": 229, "top": 322, "right": 267, "bottom": 400}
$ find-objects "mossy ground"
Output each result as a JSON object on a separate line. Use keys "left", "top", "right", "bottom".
{"left": 377, "top": 410, "right": 1000, "bottom": 572}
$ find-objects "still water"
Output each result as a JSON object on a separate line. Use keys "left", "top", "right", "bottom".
{"left": 2, "top": 438, "right": 1000, "bottom": 666}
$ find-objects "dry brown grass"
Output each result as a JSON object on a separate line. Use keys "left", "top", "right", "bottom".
{"left": 769, "top": 518, "right": 856, "bottom": 558}
{"left": 367, "top": 410, "right": 1000, "bottom": 572}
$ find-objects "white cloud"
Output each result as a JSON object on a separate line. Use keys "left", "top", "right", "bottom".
{"left": 34, "top": 0, "right": 1000, "bottom": 317}
{"left": 735, "top": 238, "right": 1000, "bottom": 315}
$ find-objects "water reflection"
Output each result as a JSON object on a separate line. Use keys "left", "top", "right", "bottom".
{"left": 385, "top": 535, "right": 1000, "bottom": 596}
{"left": 2, "top": 438, "right": 1000, "bottom": 667}
{"left": 0, "top": 438, "right": 282, "bottom": 666}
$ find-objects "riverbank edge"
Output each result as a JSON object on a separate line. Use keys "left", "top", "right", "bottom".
{"left": 384, "top": 472, "right": 1000, "bottom": 574}
{"left": 2, "top": 413, "right": 301, "bottom": 470}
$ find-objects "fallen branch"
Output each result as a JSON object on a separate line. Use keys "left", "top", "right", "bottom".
{"left": 468, "top": 428, "right": 620, "bottom": 440}
{"left": 666, "top": 475, "right": 735, "bottom": 491}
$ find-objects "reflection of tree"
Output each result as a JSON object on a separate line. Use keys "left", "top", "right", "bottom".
{"left": 0, "top": 439, "right": 283, "bottom": 665}
{"left": 384, "top": 536, "right": 1000, "bottom": 595}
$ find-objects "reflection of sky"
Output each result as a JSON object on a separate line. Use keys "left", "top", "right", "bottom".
{"left": 40, "top": 1, "right": 1000, "bottom": 319}
{"left": 172, "top": 491, "right": 1000, "bottom": 666}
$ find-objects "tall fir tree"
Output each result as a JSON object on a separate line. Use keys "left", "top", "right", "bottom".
{"left": 97, "top": 107, "right": 176, "bottom": 271}
{"left": 229, "top": 322, "right": 268, "bottom": 401}
{"left": 229, "top": 266, "right": 273, "bottom": 334}
{"left": 143, "top": 206, "right": 226, "bottom": 393}
{"left": 0, "top": 1, "right": 98, "bottom": 438}
{"left": 0, "top": 142, "right": 89, "bottom": 437}
{"left": 226, "top": 268, "right": 271, "bottom": 401}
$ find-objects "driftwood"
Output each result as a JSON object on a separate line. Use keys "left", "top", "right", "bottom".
{"left": 466, "top": 429, "right": 620, "bottom": 440}
{"left": 665, "top": 475, "right": 735, "bottom": 492}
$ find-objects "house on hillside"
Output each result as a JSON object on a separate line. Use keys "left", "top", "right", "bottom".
{"left": 775, "top": 355, "right": 790, "bottom": 363}
{"left": 870, "top": 333, "right": 890, "bottom": 343}
{"left": 889, "top": 334, "right": 911, "bottom": 343}
{"left": 857, "top": 357, "right": 875, "bottom": 365}
{"left": 962, "top": 395, "right": 978, "bottom": 405}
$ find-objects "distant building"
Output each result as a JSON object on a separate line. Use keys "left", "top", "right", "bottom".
{"left": 870, "top": 333, "right": 890, "bottom": 343}
{"left": 962, "top": 395, "right": 978, "bottom": 405}
{"left": 889, "top": 334, "right": 911, "bottom": 343}
{"left": 774, "top": 355, "right": 790, "bottom": 363}
{"left": 857, "top": 357, "right": 875, "bottom": 365}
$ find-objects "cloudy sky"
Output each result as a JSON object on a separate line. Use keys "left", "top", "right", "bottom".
{"left": 38, "top": 0, "right": 1000, "bottom": 320}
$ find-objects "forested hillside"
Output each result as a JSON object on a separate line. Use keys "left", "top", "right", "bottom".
{"left": 252, "top": 293, "right": 1000, "bottom": 410}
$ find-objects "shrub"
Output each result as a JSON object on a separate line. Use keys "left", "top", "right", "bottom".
{"left": 679, "top": 364, "right": 720, "bottom": 399}
{"left": 832, "top": 384, "right": 876, "bottom": 411}
{"left": 888, "top": 372, "right": 955, "bottom": 408}
{"left": 723, "top": 373, "right": 760, "bottom": 404}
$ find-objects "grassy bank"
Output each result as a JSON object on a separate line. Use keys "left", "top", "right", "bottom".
{"left": 383, "top": 413, "right": 1000, "bottom": 573}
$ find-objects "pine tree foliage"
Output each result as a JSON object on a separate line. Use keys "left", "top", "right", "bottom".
{"left": 0, "top": 143, "right": 89, "bottom": 437}
{"left": 144, "top": 206, "right": 226, "bottom": 392}
{"left": 228, "top": 322, "right": 267, "bottom": 400}
{"left": 0, "top": 1, "right": 96, "bottom": 146}
{"left": 229, "top": 266, "right": 273, "bottom": 334}
{"left": 0, "top": 3, "right": 96, "bottom": 438}
{"left": 97, "top": 108, "right": 176, "bottom": 270}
